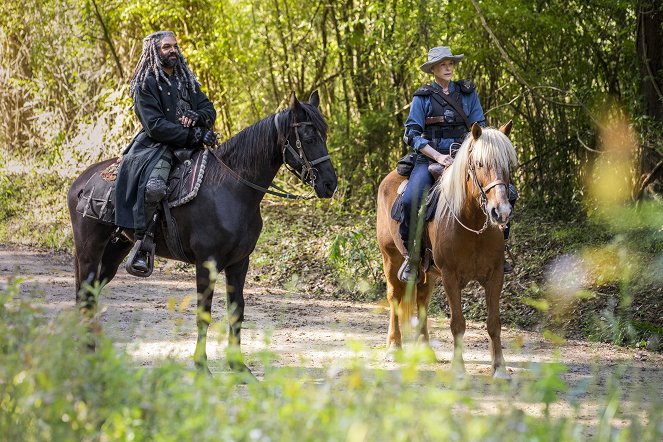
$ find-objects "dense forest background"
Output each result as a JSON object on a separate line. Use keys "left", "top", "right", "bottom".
{"left": 1, "top": 0, "right": 661, "bottom": 212}
{"left": 1, "top": 1, "right": 662, "bottom": 342}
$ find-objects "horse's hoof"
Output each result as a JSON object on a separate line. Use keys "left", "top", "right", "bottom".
{"left": 195, "top": 361, "right": 212, "bottom": 376}
{"left": 451, "top": 361, "right": 466, "bottom": 381}
{"left": 493, "top": 367, "right": 512, "bottom": 381}
{"left": 384, "top": 344, "right": 400, "bottom": 362}
{"left": 417, "top": 343, "right": 438, "bottom": 363}
{"left": 229, "top": 361, "right": 258, "bottom": 383}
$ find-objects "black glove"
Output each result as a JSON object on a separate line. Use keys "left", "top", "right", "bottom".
{"left": 192, "top": 127, "right": 218, "bottom": 147}
{"left": 182, "top": 109, "right": 201, "bottom": 126}
{"left": 202, "top": 129, "right": 217, "bottom": 146}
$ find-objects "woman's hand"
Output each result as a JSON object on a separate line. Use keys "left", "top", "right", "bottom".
{"left": 437, "top": 154, "right": 453, "bottom": 167}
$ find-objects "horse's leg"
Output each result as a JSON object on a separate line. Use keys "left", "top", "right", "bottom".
{"left": 98, "top": 237, "right": 133, "bottom": 284}
{"left": 484, "top": 276, "right": 510, "bottom": 379}
{"left": 416, "top": 276, "right": 434, "bottom": 343}
{"left": 414, "top": 276, "right": 438, "bottom": 362}
{"left": 383, "top": 252, "right": 405, "bottom": 361}
{"left": 194, "top": 260, "right": 215, "bottom": 374}
{"left": 224, "top": 257, "right": 253, "bottom": 375}
{"left": 74, "top": 221, "right": 115, "bottom": 313}
{"left": 442, "top": 274, "right": 466, "bottom": 375}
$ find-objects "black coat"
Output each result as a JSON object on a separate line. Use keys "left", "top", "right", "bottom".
{"left": 114, "top": 73, "right": 216, "bottom": 230}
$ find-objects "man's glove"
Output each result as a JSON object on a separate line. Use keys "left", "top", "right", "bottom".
{"left": 202, "top": 129, "right": 217, "bottom": 146}
{"left": 184, "top": 109, "right": 201, "bottom": 124}
{"left": 192, "top": 127, "right": 218, "bottom": 147}
{"left": 180, "top": 109, "right": 201, "bottom": 127}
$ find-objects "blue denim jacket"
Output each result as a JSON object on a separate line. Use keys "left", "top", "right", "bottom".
{"left": 404, "top": 80, "right": 485, "bottom": 153}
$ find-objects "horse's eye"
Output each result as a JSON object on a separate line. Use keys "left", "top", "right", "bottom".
{"left": 477, "top": 162, "right": 484, "bottom": 168}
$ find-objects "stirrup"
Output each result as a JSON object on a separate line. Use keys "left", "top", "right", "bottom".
{"left": 126, "top": 233, "right": 155, "bottom": 277}
{"left": 397, "top": 256, "right": 421, "bottom": 284}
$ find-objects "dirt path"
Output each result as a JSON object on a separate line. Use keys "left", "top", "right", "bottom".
{"left": 2, "top": 245, "right": 662, "bottom": 431}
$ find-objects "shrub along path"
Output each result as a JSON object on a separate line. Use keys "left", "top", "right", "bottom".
{"left": 2, "top": 244, "right": 662, "bottom": 433}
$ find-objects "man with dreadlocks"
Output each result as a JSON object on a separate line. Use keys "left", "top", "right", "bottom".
{"left": 115, "top": 31, "right": 217, "bottom": 274}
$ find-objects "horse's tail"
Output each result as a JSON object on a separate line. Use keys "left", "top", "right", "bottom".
{"left": 398, "top": 283, "right": 418, "bottom": 341}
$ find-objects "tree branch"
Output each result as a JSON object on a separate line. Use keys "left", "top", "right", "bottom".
{"left": 634, "top": 157, "right": 663, "bottom": 201}
{"left": 469, "top": 0, "right": 539, "bottom": 99}
{"left": 90, "top": 0, "right": 123, "bottom": 79}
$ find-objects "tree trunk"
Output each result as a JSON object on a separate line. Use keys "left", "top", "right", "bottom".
{"left": 637, "top": 0, "right": 663, "bottom": 121}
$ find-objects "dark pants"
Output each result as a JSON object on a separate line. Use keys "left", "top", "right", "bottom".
{"left": 398, "top": 155, "right": 519, "bottom": 253}
{"left": 136, "top": 149, "right": 174, "bottom": 240}
{"left": 399, "top": 154, "right": 434, "bottom": 251}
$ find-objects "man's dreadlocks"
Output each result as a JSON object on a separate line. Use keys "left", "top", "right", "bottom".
{"left": 129, "top": 31, "right": 200, "bottom": 97}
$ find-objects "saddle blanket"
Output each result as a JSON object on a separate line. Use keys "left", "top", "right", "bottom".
{"left": 75, "top": 149, "right": 209, "bottom": 225}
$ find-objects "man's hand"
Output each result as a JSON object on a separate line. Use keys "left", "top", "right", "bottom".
{"left": 179, "top": 110, "right": 201, "bottom": 127}
{"left": 202, "top": 129, "right": 217, "bottom": 146}
{"left": 192, "top": 127, "right": 218, "bottom": 147}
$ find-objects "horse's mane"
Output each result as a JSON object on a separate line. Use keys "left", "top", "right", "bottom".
{"left": 434, "top": 127, "right": 517, "bottom": 225}
{"left": 204, "top": 102, "right": 327, "bottom": 184}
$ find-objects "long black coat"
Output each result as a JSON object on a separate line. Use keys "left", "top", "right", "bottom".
{"left": 115, "top": 73, "right": 216, "bottom": 230}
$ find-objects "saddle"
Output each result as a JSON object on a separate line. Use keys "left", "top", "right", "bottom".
{"left": 390, "top": 163, "right": 445, "bottom": 273}
{"left": 75, "top": 149, "right": 209, "bottom": 272}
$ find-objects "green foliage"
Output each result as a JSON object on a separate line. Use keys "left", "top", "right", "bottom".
{"left": 1, "top": 0, "right": 656, "bottom": 214}
{"left": 1, "top": 277, "right": 662, "bottom": 441}
{"left": 327, "top": 228, "right": 383, "bottom": 297}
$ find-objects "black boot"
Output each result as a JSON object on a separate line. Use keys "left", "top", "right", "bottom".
{"left": 132, "top": 250, "right": 149, "bottom": 273}
{"left": 397, "top": 255, "right": 421, "bottom": 284}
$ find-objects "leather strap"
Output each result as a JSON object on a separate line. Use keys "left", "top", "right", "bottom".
{"left": 430, "top": 91, "right": 472, "bottom": 131}
{"left": 161, "top": 200, "right": 194, "bottom": 262}
{"left": 425, "top": 116, "right": 445, "bottom": 125}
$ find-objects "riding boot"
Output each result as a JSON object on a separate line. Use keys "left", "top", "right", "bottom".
{"left": 127, "top": 208, "right": 158, "bottom": 277}
{"left": 132, "top": 245, "right": 150, "bottom": 273}
{"left": 398, "top": 254, "right": 421, "bottom": 284}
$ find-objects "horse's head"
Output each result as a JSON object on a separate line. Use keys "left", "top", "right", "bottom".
{"left": 277, "top": 91, "right": 338, "bottom": 198}
{"left": 466, "top": 121, "right": 518, "bottom": 228}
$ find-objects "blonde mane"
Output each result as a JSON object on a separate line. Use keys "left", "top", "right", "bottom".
{"left": 434, "top": 127, "right": 518, "bottom": 227}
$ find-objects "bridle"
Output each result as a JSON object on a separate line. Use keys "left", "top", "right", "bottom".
{"left": 445, "top": 141, "right": 509, "bottom": 235}
{"left": 275, "top": 113, "right": 331, "bottom": 188}
{"left": 207, "top": 112, "right": 330, "bottom": 200}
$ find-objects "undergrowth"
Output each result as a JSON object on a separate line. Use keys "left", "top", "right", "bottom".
{"left": 0, "top": 169, "right": 661, "bottom": 350}
{"left": 1, "top": 277, "right": 662, "bottom": 441}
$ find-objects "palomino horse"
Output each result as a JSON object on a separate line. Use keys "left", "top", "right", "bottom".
{"left": 377, "top": 122, "right": 516, "bottom": 378}
{"left": 67, "top": 92, "right": 337, "bottom": 374}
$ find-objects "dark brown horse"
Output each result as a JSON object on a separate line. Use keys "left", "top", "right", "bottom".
{"left": 377, "top": 122, "right": 516, "bottom": 379}
{"left": 67, "top": 92, "right": 337, "bottom": 373}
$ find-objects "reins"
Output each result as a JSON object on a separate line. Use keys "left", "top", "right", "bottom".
{"left": 206, "top": 112, "right": 331, "bottom": 200}
{"left": 443, "top": 140, "right": 508, "bottom": 235}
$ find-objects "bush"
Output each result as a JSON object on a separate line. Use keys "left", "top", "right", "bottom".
{"left": 1, "top": 277, "right": 662, "bottom": 441}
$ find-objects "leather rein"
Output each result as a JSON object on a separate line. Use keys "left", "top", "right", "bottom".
{"left": 445, "top": 141, "right": 508, "bottom": 235}
{"left": 206, "top": 113, "right": 331, "bottom": 200}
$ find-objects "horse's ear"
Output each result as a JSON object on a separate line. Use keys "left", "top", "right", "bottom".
{"left": 289, "top": 92, "right": 302, "bottom": 111}
{"left": 471, "top": 122, "right": 482, "bottom": 140}
{"left": 499, "top": 120, "right": 513, "bottom": 137}
{"left": 309, "top": 90, "right": 320, "bottom": 108}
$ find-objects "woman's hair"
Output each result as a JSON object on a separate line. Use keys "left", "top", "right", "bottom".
{"left": 129, "top": 31, "right": 200, "bottom": 97}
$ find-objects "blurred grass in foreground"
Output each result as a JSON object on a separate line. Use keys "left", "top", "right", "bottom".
{"left": 1, "top": 277, "right": 662, "bottom": 441}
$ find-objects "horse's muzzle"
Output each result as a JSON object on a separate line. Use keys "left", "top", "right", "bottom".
{"left": 488, "top": 201, "right": 512, "bottom": 226}
{"left": 315, "top": 179, "right": 338, "bottom": 198}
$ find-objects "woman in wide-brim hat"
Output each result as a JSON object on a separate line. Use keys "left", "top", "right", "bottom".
{"left": 395, "top": 46, "right": 489, "bottom": 282}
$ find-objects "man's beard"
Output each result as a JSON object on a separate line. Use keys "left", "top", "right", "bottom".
{"left": 160, "top": 53, "right": 179, "bottom": 68}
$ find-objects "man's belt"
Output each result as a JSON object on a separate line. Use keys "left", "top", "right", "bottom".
{"left": 425, "top": 116, "right": 446, "bottom": 125}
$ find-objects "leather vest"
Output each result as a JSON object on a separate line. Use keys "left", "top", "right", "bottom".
{"left": 413, "top": 82, "right": 472, "bottom": 142}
